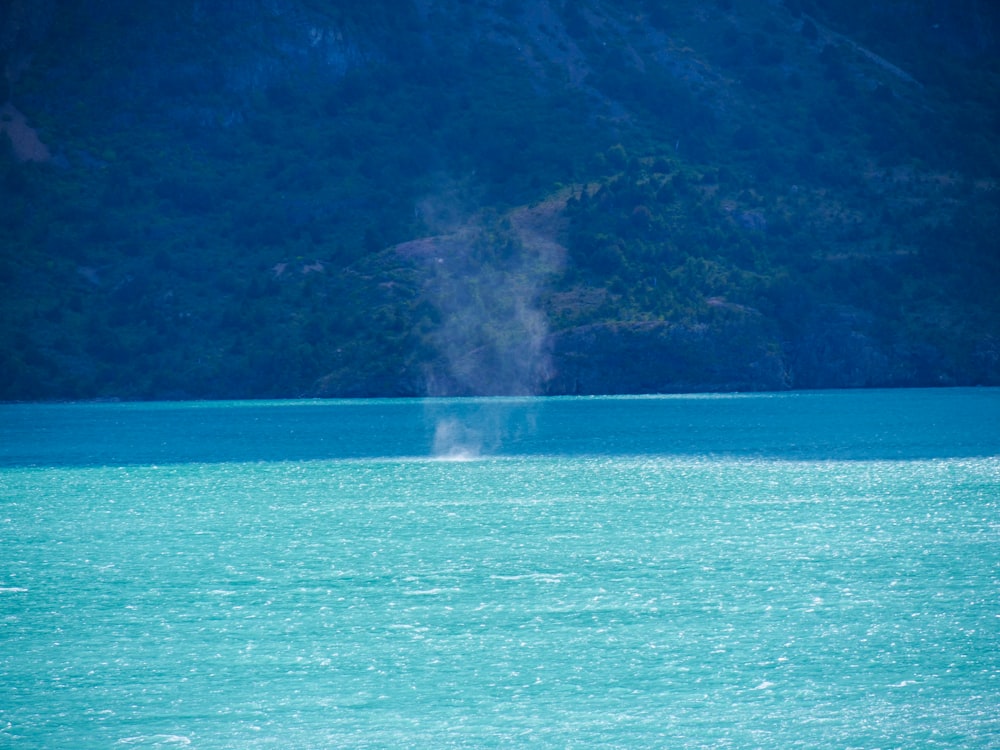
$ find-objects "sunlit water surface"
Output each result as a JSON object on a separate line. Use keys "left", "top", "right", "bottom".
{"left": 2, "top": 390, "right": 998, "bottom": 748}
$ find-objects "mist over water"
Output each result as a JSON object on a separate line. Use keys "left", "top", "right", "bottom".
{"left": 431, "top": 417, "right": 482, "bottom": 459}
{"left": 423, "top": 259, "right": 553, "bottom": 398}
{"left": 412, "top": 184, "right": 565, "bottom": 456}
{"left": 426, "top": 399, "right": 541, "bottom": 460}
{"left": 422, "top": 241, "right": 555, "bottom": 396}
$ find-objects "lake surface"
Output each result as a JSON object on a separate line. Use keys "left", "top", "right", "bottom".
{"left": 2, "top": 389, "right": 998, "bottom": 748}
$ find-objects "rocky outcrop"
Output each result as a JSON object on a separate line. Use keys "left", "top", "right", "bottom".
{"left": 0, "top": 103, "right": 50, "bottom": 162}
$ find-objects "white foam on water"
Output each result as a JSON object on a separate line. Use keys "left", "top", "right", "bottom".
{"left": 432, "top": 417, "right": 483, "bottom": 460}
{"left": 432, "top": 450, "right": 479, "bottom": 462}
{"left": 490, "top": 573, "right": 567, "bottom": 584}
{"left": 116, "top": 735, "right": 191, "bottom": 746}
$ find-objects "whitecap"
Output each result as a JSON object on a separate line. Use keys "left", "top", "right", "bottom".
{"left": 490, "top": 573, "right": 565, "bottom": 583}
{"left": 433, "top": 451, "right": 479, "bottom": 462}
{"left": 752, "top": 681, "right": 775, "bottom": 690}
{"left": 117, "top": 735, "right": 191, "bottom": 746}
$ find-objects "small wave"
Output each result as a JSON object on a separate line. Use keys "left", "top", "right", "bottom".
{"left": 402, "top": 587, "right": 461, "bottom": 596}
{"left": 117, "top": 735, "right": 191, "bottom": 746}
{"left": 752, "top": 681, "right": 776, "bottom": 690}
{"left": 0, "top": 587, "right": 28, "bottom": 593}
{"left": 432, "top": 451, "right": 479, "bottom": 462}
{"left": 491, "top": 573, "right": 566, "bottom": 584}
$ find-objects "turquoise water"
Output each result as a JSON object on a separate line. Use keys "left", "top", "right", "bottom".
{"left": 2, "top": 389, "right": 998, "bottom": 748}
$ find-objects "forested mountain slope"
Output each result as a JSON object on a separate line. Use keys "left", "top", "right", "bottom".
{"left": 2, "top": 0, "right": 998, "bottom": 398}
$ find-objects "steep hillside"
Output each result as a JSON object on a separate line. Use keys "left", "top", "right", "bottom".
{"left": 1, "top": 0, "right": 998, "bottom": 398}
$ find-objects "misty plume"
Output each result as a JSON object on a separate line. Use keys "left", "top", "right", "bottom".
{"left": 412, "top": 188, "right": 564, "bottom": 397}
{"left": 431, "top": 416, "right": 483, "bottom": 460}
{"left": 402, "top": 180, "right": 567, "bottom": 456}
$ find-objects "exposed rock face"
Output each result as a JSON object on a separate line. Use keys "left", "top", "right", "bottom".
{"left": 0, "top": 103, "right": 50, "bottom": 162}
